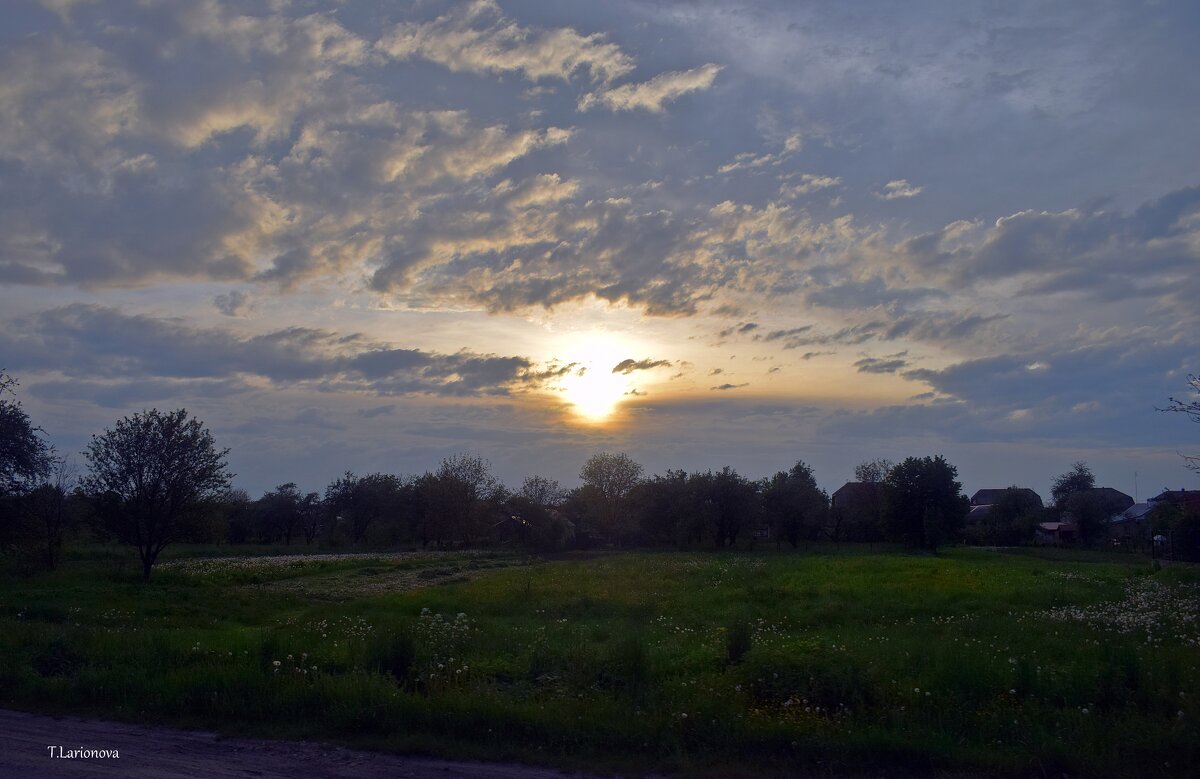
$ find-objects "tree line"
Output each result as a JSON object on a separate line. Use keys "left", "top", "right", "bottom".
{"left": 3, "top": 369, "right": 1198, "bottom": 579}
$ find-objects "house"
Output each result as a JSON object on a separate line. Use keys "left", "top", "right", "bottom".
{"left": 829, "top": 481, "right": 884, "bottom": 541}
{"left": 970, "top": 488, "right": 1042, "bottom": 508}
{"left": 966, "top": 487, "right": 1042, "bottom": 524}
{"left": 1081, "top": 487, "right": 1134, "bottom": 515}
{"left": 1110, "top": 502, "right": 1154, "bottom": 540}
{"left": 1036, "top": 522, "right": 1075, "bottom": 543}
{"left": 1147, "top": 488, "right": 1200, "bottom": 509}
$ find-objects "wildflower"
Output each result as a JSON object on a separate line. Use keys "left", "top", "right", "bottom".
{"left": 272, "top": 660, "right": 281, "bottom": 667}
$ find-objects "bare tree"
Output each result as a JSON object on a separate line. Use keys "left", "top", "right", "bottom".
{"left": 1163, "top": 374, "right": 1200, "bottom": 472}
{"left": 854, "top": 458, "right": 895, "bottom": 484}
{"left": 84, "top": 409, "right": 231, "bottom": 581}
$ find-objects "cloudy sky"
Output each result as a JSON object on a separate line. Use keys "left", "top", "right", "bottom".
{"left": 2, "top": 0, "right": 1198, "bottom": 499}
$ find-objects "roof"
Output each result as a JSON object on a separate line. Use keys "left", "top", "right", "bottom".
{"left": 831, "top": 481, "right": 883, "bottom": 503}
{"left": 1113, "top": 503, "right": 1154, "bottom": 523}
{"left": 970, "top": 487, "right": 1042, "bottom": 507}
{"left": 1082, "top": 487, "right": 1134, "bottom": 512}
{"left": 1148, "top": 489, "right": 1200, "bottom": 506}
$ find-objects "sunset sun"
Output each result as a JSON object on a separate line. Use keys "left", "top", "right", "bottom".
{"left": 556, "top": 336, "right": 636, "bottom": 423}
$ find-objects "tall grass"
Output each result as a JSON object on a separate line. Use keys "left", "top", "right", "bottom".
{"left": 0, "top": 547, "right": 1196, "bottom": 776}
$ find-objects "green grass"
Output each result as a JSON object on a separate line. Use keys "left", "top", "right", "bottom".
{"left": 0, "top": 546, "right": 1197, "bottom": 777}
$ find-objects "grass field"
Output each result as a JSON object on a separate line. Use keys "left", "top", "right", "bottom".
{"left": 1, "top": 545, "right": 1197, "bottom": 777}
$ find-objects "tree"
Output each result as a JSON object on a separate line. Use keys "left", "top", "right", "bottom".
{"left": 882, "top": 455, "right": 969, "bottom": 551}
{"left": 1051, "top": 461, "right": 1095, "bottom": 507}
{"left": 21, "top": 456, "right": 80, "bottom": 570}
{"left": 324, "top": 472, "right": 403, "bottom": 545}
{"left": 84, "top": 409, "right": 231, "bottom": 580}
{"left": 762, "top": 461, "right": 828, "bottom": 548}
{"left": 695, "top": 467, "right": 759, "bottom": 548}
{"left": 257, "top": 482, "right": 304, "bottom": 545}
{"left": 1163, "top": 374, "right": 1200, "bottom": 472}
{"left": 429, "top": 454, "right": 500, "bottom": 547}
{"left": 854, "top": 458, "right": 895, "bottom": 484}
{"left": 579, "top": 452, "right": 643, "bottom": 546}
{"left": 1, "top": 370, "right": 53, "bottom": 498}
{"left": 976, "top": 486, "right": 1043, "bottom": 546}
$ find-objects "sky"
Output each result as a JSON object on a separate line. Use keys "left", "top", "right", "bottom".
{"left": 1, "top": 0, "right": 1198, "bottom": 501}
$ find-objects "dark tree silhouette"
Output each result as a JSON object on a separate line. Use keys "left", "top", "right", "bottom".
{"left": 579, "top": 452, "right": 643, "bottom": 546}
{"left": 882, "top": 455, "right": 969, "bottom": 551}
{"left": 762, "top": 461, "right": 827, "bottom": 548}
{"left": 84, "top": 409, "right": 231, "bottom": 580}
{"left": 1, "top": 370, "right": 52, "bottom": 498}
{"left": 1051, "top": 461, "right": 1095, "bottom": 507}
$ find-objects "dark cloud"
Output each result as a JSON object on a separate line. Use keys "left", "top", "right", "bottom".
{"left": 0, "top": 305, "right": 546, "bottom": 398}
{"left": 612, "top": 358, "right": 673, "bottom": 374}
{"left": 854, "top": 353, "right": 909, "bottom": 374}
{"left": 213, "top": 290, "right": 253, "bottom": 317}
{"left": 711, "top": 382, "right": 749, "bottom": 391}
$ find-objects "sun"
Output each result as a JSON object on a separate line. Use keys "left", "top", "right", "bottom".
{"left": 554, "top": 335, "right": 635, "bottom": 423}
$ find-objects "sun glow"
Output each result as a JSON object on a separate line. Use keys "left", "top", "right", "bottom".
{"left": 555, "top": 335, "right": 636, "bottom": 423}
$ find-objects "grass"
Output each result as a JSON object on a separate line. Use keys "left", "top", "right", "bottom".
{"left": 0, "top": 546, "right": 1197, "bottom": 777}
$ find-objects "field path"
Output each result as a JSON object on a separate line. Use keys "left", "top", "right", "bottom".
{"left": 0, "top": 709, "right": 638, "bottom": 778}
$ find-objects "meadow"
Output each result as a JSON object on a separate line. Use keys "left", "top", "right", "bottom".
{"left": 0, "top": 545, "right": 1197, "bottom": 777}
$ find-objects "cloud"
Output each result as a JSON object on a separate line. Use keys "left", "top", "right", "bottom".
{"left": 890, "top": 186, "right": 1200, "bottom": 312}
{"left": 877, "top": 179, "right": 923, "bottom": 199}
{"left": 854, "top": 352, "right": 910, "bottom": 374}
{"left": 214, "top": 290, "right": 254, "bottom": 317}
{"left": 0, "top": 305, "right": 551, "bottom": 398}
{"left": 579, "top": 63, "right": 723, "bottom": 112}
{"left": 612, "top": 358, "right": 673, "bottom": 374}
{"left": 377, "top": 0, "right": 634, "bottom": 84}
{"left": 711, "top": 382, "right": 749, "bottom": 391}
{"left": 779, "top": 174, "right": 842, "bottom": 198}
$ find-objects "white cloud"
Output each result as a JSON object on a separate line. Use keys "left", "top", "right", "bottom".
{"left": 877, "top": 179, "right": 923, "bottom": 199}
{"left": 378, "top": 0, "right": 633, "bottom": 84}
{"left": 578, "top": 63, "right": 723, "bottom": 113}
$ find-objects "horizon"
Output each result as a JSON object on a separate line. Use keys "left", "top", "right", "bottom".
{"left": 2, "top": 0, "right": 1197, "bottom": 503}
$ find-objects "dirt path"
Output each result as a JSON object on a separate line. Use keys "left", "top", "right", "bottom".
{"left": 0, "top": 709, "right": 638, "bottom": 778}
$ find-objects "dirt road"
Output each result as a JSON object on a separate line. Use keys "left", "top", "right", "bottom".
{"left": 0, "top": 709, "right": 636, "bottom": 778}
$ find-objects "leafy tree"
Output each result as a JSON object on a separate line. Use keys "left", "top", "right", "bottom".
{"left": 579, "top": 452, "right": 643, "bottom": 546}
{"left": 695, "top": 467, "right": 759, "bottom": 548}
{"left": 631, "top": 470, "right": 700, "bottom": 546}
{"left": 20, "top": 456, "right": 80, "bottom": 570}
{"left": 854, "top": 458, "right": 895, "bottom": 484}
{"left": 976, "top": 486, "right": 1043, "bottom": 546}
{"left": 221, "top": 488, "right": 255, "bottom": 544}
{"left": 762, "top": 461, "right": 828, "bottom": 548}
{"left": 1063, "top": 490, "right": 1112, "bottom": 546}
{"left": 882, "top": 455, "right": 969, "bottom": 551}
{"left": 429, "top": 454, "right": 500, "bottom": 547}
{"left": 1051, "top": 461, "right": 1095, "bottom": 507}
{"left": 324, "top": 472, "right": 403, "bottom": 545}
{"left": 257, "top": 482, "right": 304, "bottom": 545}
{"left": 83, "top": 409, "right": 231, "bottom": 580}
{"left": 298, "top": 491, "right": 323, "bottom": 545}
{"left": 1, "top": 370, "right": 52, "bottom": 498}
